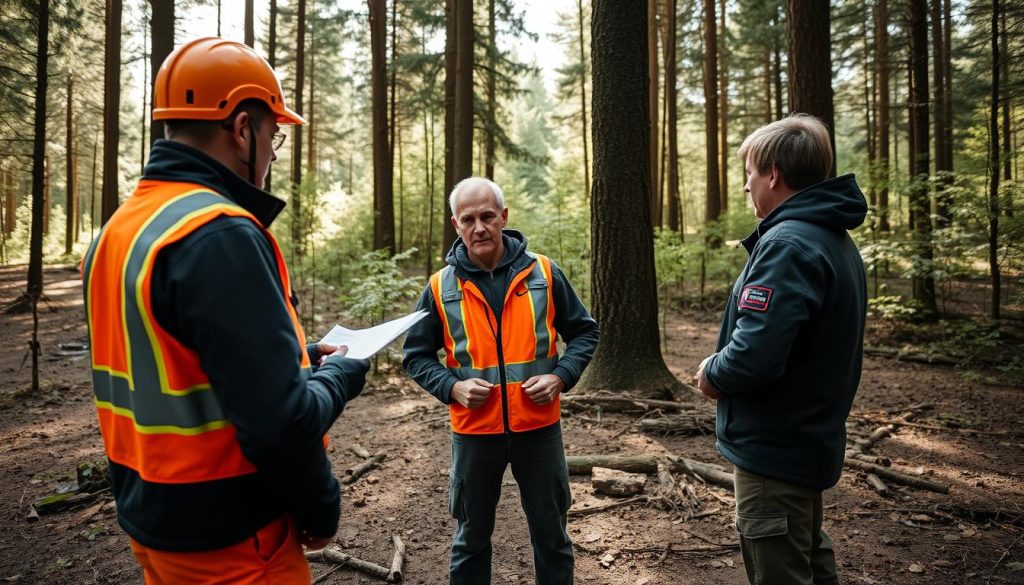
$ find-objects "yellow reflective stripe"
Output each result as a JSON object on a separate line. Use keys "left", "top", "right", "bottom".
{"left": 134, "top": 201, "right": 245, "bottom": 396}
{"left": 95, "top": 399, "right": 231, "bottom": 436}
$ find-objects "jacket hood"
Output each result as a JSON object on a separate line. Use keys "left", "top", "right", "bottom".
{"left": 445, "top": 229, "right": 529, "bottom": 275}
{"left": 143, "top": 139, "right": 286, "bottom": 228}
{"left": 761, "top": 174, "right": 867, "bottom": 232}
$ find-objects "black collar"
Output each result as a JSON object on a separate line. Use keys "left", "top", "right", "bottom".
{"left": 142, "top": 139, "right": 286, "bottom": 227}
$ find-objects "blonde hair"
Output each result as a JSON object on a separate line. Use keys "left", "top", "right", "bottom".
{"left": 738, "top": 113, "right": 832, "bottom": 189}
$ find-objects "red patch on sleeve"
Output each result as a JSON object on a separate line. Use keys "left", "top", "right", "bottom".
{"left": 738, "top": 285, "right": 773, "bottom": 312}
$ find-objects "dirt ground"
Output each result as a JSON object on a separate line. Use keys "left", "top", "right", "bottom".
{"left": 1, "top": 264, "right": 1022, "bottom": 584}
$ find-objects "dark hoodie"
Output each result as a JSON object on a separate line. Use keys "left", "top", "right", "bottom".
{"left": 704, "top": 174, "right": 868, "bottom": 491}
{"left": 402, "top": 230, "right": 599, "bottom": 410}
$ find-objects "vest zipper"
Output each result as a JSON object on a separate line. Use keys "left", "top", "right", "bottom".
{"left": 485, "top": 303, "right": 511, "bottom": 434}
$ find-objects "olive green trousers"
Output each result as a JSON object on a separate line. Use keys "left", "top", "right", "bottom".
{"left": 733, "top": 466, "right": 839, "bottom": 585}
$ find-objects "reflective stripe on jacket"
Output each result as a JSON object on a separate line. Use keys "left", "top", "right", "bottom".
{"left": 430, "top": 252, "right": 558, "bottom": 434}
{"left": 82, "top": 180, "right": 310, "bottom": 484}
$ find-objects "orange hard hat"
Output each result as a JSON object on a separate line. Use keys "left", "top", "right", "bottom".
{"left": 152, "top": 37, "right": 305, "bottom": 125}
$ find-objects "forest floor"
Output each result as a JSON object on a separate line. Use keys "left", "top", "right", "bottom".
{"left": 0, "top": 264, "right": 1023, "bottom": 584}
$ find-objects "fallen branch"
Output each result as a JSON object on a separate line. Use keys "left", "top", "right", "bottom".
{"left": 565, "top": 455, "right": 735, "bottom": 490}
{"left": 306, "top": 548, "right": 389, "bottom": 581}
{"left": 561, "top": 395, "right": 698, "bottom": 413}
{"left": 568, "top": 495, "right": 649, "bottom": 518}
{"left": 349, "top": 444, "right": 371, "bottom": 459}
{"left": 865, "top": 473, "right": 889, "bottom": 496}
{"left": 843, "top": 458, "right": 950, "bottom": 494}
{"left": 636, "top": 413, "right": 715, "bottom": 435}
{"left": 670, "top": 456, "right": 734, "bottom": 489}
{"left": 863, "top": 346, "right": 958, "bottom": 366}
{"left": 342, "top": 453, "right": 386, "bottom": 486}
{"left": 388, "top": 535, "right": 406, "bottom": 583}
{"left": 847, "top": 414, "right": 1023, "bottom": 437}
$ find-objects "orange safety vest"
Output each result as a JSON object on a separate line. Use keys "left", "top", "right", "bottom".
{"left": 82, "top": 180, "right": 310, "bottom": 484}
{"left": 430, "top": 252, "right": 559, "bottom": 434}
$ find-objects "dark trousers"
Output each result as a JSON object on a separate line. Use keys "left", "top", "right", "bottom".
{"left": 448, "top": 422, "right": 573, "bottom": 585}
{"left": 734, "top": 466, "right": 839, "bottom": 585}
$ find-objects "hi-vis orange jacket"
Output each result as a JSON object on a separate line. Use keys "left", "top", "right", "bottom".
{"left": 430, "top": 253, "right": 560, "bottom": 434}
{"left": 82, "top": 180, "right": 308, "bottom": 484}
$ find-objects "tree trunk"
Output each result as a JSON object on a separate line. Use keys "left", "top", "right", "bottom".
{"left": 308, "top": 25, "right": 316, "bottom": 175}
{"left": 584, "top": 0, "right": 681, "bottom": 398}
{"left": 102, "top": 0, "right": 121, "bottom": 224}
{"left": 703, "top": 0, "right": 721, "bottom": 238}
{"left": 1001, "top": 2, "right": 1012, "bottom": 217}
{"left": 244, "top": 0, "right": 254, "bottom": 46}
{"left": 718, "top": 0, "right": 728, "bottom": 214}
{"left": 442, "top": 0, "right": 457, "bottom": 251}
{"left": 785, "top": 0, "right": 835, "bottom": 178}
{"left": 149, "top": 0, "right": 173, "bottom": 146}
{"left": 292, "top": 0, "right": 306, "bottom": 254}
{"left": 875, "top": 0, "right": 890, "bottom": 233}
{"left": 65, "top": 76, "right": 78, "bottom": 255}
{"left": 931, "top": 0, "right": 949, "bottom": 227}
{"left": 266, "top": 0, "right": 277, "bottom": 191}
{"left": 988, "top": 0, "right": 1001, "bottom": 320}
{"left": 28, "top": 0, "right": 50, "bottom": 392}
{"left": 370, "top": 0, "right": 395, "bottom": 254}
{"left": 648, "top": 0, "right": 660, "bottom": 228}
{"left": 578, "top": 0, "right": 590, "bottom": 199}
{"left": 140, "top": 8, "right": 147, "bottom": 177}
{"left": 772, "top": 6, "right": 783, "bottom": 120}
{"left": 485, "top": 0, "right": 496, "bottom": 180}
{"left": 453, "top": 0, "right": 473, "bottom": 210}
{"left": 3, "top": 167, "right": 14, "bottom": 235}
{"left": 942, "top": 0, "right": 952, "bottom": 178}
{"left": 665, "top": 0, "right": 679, "bottom": 233}
{"left": 863, "top": 10, "right": 875, "bottom": 210}
{"left": 909, "top": 0, "right": 937, "bottom": 315}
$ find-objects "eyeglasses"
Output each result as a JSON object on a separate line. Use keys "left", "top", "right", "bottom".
{"left": 272, "top": 132, "right": 286, "bottom": 151}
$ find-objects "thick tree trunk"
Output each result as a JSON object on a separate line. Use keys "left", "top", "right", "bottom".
{"left": 149, "top": 0, "right": 173, "bottom": 146}
{"left": 140, "top": 9, "right": 147, "bottom": 177}
{"left": 648, "top": 0, "right": 659, "bottom": 228}
{"left": 785, "top": 0, "right": 836, "bottom": 178}
{"left": 909, "top": 0, "right": 937, "bottom": 315}
{"left": 65, "top": 76, "right": 78, "bottom": 255}
{"left": 1001, "top": 3, "right": 1012, "bottom": 217}
{"left": 292, "top": 0, "right": 306, "bottom": 254}
{"left": 932, "top": 0, "right": 949, "bottom": 227}
{"left": 863, "top": 10, "right": 875, "bottom": 209}
{"left": 772, "top": 7, "right": 783, "bottom": 120}
{"left": 584, "top": 0, "right": 681, "bottom": 398}
{"left": 308, "top": 25, "right": 316, "bottom": 175}
{"left": 266, "top": 0, "right": 277, "bottom": 191}
{"left": 453, "top": 0, "right": 473, "bottom": 211}
{"left": 485, "top": 0, "right": 496, "bottom": 180}
{"left": 665, "top": 0, "right": 679, "bottom": 233}
{"left": 442, "top": 0, "right": 457, "bottom": 251}
{"left": 703, "top": 0, "right": 721, "bottom": 238}
{"left": 875, "top": 0, "right": 890, "bottom": 233}
{"left": 101, "top": 0, "right": 121, "bottom": 224}
{"left": 28, "top": 0, "right": 49, "bottom": 391}
{"left": 578, "top": 0, "right": 590, "bottom": 198}
{"left": 370, "top": 0, "right": 395, "bottom": 254}
{"left": 718, "top": 0, "right": 728, "bottom": 213}
{"left": 989, "top": 0, "right": 1001, "bottom": 320}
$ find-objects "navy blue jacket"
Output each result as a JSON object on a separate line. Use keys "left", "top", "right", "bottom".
{"left": 108, "top": 139, "right": 367, "bottom": 551}
{"left": 705, "top": 174, "right": 868, "bottom": 491}
{"left": 403, "top": 231, "right": 599, "bottom": 408}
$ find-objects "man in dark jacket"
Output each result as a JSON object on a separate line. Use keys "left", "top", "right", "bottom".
{"left": 83, "top": 38, "right": 368, "bottom": 582}
{"left": 696, "top": 114, "right": 867, "bottom": 585}
{"left": 403, "top": 177, "right": 599, "bottom": 585}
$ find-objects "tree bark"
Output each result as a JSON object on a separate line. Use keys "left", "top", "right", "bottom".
{"left": 988, "top": 0, "right": 1001, "bottom": 320}
{"left": 244, "top": 0, "right": 254, "bottom": 47}
{"left": 584, "top": 0, "right": 681, "bottom": 398}
{"left": 785, "top": 0, "right": 835, "bottom": 178}
{"left": 453, "top": 0, "right": 473, "bottom": 210}
{"left": 28, "top": 0, "right": 49, "bottom": 392}
{"left": 578, "top": 0, "right": 590, "bottom": 199}
{"left": 703, "top": 0, "right": 721, "bottom": 235}
{"left": 1000, "top": 1, "right": 1012, "bottom": 217}
{"left": 370, "top": 0, "right": 395, "bottom": 254}
{"left": 149, "top": 0, "right": 174, "bottom": 146}
{"left": 266, "top": 0, "right": 278, "bottom": 191}
{"left": 442, "top": 0, "right": 457, "bottom": 251}
{"left": 772, "top": 6, "right": 783, "bottom": 120}
{"left": 875, "top": 0, "right": 890, "bottom": 233}
{"left": 485, "top": 0, "right": 496, "bottom": 180}
{"left": 718, "top": 0, "right": 728, "bottom": 214}
{"left": 140, "top": 8, "right": 147, "bottom": 177}
{"left": 665, "top": 0, "right": 680, "bottom": 233}
{"left": 65, "top": 76, "right": 78, "bottom": 255}
{"left": 648, "top": 0, "right": 660, "bottom": 228}
{"left": 909, "top": 0, "right": 937, "bottom": 315}
{"left": 101, "top": 0, "right": 121, "bottom": 224}
{"left": 292, "top": 0, "right": 306, "bottom": 254}
{"left": 932, "top": 0, "right": 949, "bottom": 227}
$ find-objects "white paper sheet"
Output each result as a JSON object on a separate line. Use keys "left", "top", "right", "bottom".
{"left": 319, "top": 310, "right": 429, "bottom": 360}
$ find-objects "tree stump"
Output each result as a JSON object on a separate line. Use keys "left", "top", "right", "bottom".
{"left": 592, "top": 467, "right": 647, "bottom": 497}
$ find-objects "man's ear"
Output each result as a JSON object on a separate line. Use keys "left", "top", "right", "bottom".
{"left": 228, "top": 111, "right": 251, "bottom": 151}
{"left": 768, "top": 165, "right": 781, "bottom": 190}
{"left": 501, "top": 207, "right": 508, "bottom": 227}
{"left": 450, "top": 215, "right": 460, "bottom": 237}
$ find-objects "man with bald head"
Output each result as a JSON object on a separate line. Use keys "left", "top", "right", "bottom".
{"left": 403, "top": 177, "right": 599, "bottom": 584}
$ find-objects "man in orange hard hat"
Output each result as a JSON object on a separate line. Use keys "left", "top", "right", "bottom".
{"left": 82, "top": 37, "right": 368, "bottom": 583}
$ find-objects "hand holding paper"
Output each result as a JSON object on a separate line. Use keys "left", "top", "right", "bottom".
{"left": 320, "top": 310, "right": 428, "bottom": 360}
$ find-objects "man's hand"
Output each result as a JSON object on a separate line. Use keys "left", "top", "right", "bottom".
{"left": 451, "top": 378, "right": 494, "bottom": 409}
{"left": 299, "top": 531, "right": 332, "bottom": 552}
{"left": 695, "top": 355, "right": 723, "bottom": 400}
{"left": 523, "top": 374, "right": 565, "bottom": 405}
{"left": 314, "top": 342, "right": 349, "bottom": 366}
